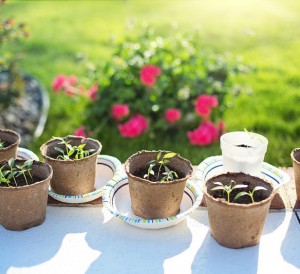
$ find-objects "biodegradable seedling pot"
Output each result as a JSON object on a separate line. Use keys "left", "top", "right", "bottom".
{"left": 0, "top": 160, "right": 53, "bottom": 231}
{"left": 125, "top": 150, "right": 193, "bottom": 219}
{"left": 40, "top": 136, "right": 102, "bottom": 196}
{"left": 0, "top": 129, "right": 20, "bottom": 161}
{"left": 204, "top": 172, "right": 275, "bottom": 249}
{"left": 220, "top": 131, "right": 268, "bottom": 176}
{"left": 291, "top": 148, "right": 300, "bottom": 202}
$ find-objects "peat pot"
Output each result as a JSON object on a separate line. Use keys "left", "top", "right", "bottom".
{"left": 204, "top": 172, "right": 275, "bottom": 248}
{"left": 125, "top": 150, "right": 193, "bottom": 219}
{"left": 291, "top": 148, "right": 300, "bottom": 202}
{"left": 0, "top": 160, "right": 53, "bottom": 231}
{"left": 0, "top": 128, "right": 20, "bottom": 161}
{"left": 40, "top": 135, "right": 102, "bottom": 196}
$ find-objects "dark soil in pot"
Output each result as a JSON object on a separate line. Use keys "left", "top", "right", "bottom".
{"left": 0, "top": 160, "right": 53, "bottom": 231}
{"left": 236, "top": 144, "right": 252, "bottom": 148}
{"left": 206, "top": 172, "right": 273, "bottom": 204}
{"left": 0, "top": 159, "right": 44, "bottom": 187}
{"left": 0, "top": 129, "right": 20, "bottom": 161}
{"left": 133, "top": 165, "right": 185, "bottom": 182}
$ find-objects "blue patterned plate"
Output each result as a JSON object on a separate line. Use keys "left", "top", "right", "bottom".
{"left": 102, "top": 178, "right": 203, "bottom": 229}
{"left": 48, "top": 155, "right": 123, "bottom": 204}
{"left": 195, "top": 156, "right": 290, "bottom": 190}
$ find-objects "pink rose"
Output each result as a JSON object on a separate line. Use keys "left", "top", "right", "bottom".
{"left": 140, "top": 65, "right": 161, "bottom": 87}
{"left": 187, "top": 120, "right": 219, "bottom": 146}
{"left": 195, "top": 95, "right": 219, "bottom": 117}
{"left": 52, "top": 75, "right": 67, "bottom": 92}
{"left": 112, "top": 104, "right": 130, "bottom": 121}
{"left": 118, "top": 114, "right": 148, "bottom": 138}
{"left": 165, "top": 108, "right": 181, "bottom": 124}
{"left": 88, "top": 84, "right": 98, "bottom": 101}
{"left": 74, "top": 126, "right": 86, "bottom": 138}
{"left": 52, "top": 75, "right": 80, "bottom": 95}
{"left": 68, "top": 75, "right": 78, "bottom": 86}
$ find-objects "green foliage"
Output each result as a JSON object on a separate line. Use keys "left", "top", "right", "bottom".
{"left": 0, "top": 139, "right": 4, "bottom": 148}
{"left": 83, "top": 26, "right": 247, "bottom": 136}
{"left": 234, "top": 186, "right": 267, "bottom": 203}
{"left": 244, "top": 128, "right": 265, "bottom": 145}
{"left": 0, "top": 158, "right": 33, "bottom": 187}
{"left": 4, "top": 0, "right": 300, "bottom": 166}
{"left": 144, "top": 151, "right": 178, "bottom": 182}
{"left": 53, "top": 137, "right": 95, "bottom": 160}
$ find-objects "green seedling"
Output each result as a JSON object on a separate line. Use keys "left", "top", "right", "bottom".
{"left": 54, "top": 137, "right": 95, "bottom": 160}
{"left": 15, "top": 159, "right": 33, "bottom": 185}
{"left": 244, "top": 128, "right": 265, "bottom": 144}
{"left": 6, "top": 158, "right": 18, "bottom": 185}
{"left": 234, "top": 186, "right": 267, "bottom": 203}
{"left": 0, "top": 139, "right": 5, "bottom": 149}
{"left": 0, "top": 165, "right": 10, "bottom": 185}
{"left": 0, "top": 158, "right": 34, "bottom": 186}
{"left": 144, "top": 151, "right": 178, "bottom": 182}
{"left": 211, "top": 180, "right": 248, "bottom": 203}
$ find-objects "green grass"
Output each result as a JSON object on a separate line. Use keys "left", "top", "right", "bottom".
{"left": 3, "top": 0, "right": 300, "bottom": 166}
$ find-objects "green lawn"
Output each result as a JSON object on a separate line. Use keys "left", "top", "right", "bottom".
{"left": 3, "top": 0, "right": 300, "bottom": 166}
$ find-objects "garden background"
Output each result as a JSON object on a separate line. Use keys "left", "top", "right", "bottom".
{"left": 2, "top": 0, "right": 300, "bottom": 166}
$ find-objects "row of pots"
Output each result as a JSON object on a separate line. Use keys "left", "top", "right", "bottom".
{"left": 0, "top": 129, "right": 101, "bottom": 230}
{"left": 0, "top": 128, "right": 298, "bottom": 251}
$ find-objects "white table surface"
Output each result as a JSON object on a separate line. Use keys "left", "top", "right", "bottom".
{"left": 1, "top": 207, "right": 300, "bottom": 274}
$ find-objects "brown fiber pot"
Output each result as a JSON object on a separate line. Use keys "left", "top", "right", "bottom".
{"left": 291, "top": 148, "right": 300, "bottom": 202}
{"left": 40, "top": 136, "right": 102, "bottom": 196}
{"left": 125, "top": 150, "right": 193, "bottom": 219}
{"left": 0, "top": 160, "right": 53, "bottom": 231}
{"left": 0, "top": 129, "right": 20, "bottom": 161}
{"left": 204, "top": 173, "right": 275, "bottom": 249}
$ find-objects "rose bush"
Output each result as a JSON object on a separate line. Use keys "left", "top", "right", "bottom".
{"left": 0, "top": 0, "right": 28, "bottom": 110}
{"left": 52, "top": 27, "right": 248, "bottom": 146}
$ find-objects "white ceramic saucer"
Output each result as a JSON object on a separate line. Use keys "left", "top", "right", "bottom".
{"left": 195, "top": 156, "right": 290, "bottom": 190}
{"left": 48, "top": 155, "right": 123, "bottom": 204}
{"left": 102, "top": 178, "right": 203, "bottom": 229}
{"left": 17, "top": 147, "right": 39, "bottom": 161}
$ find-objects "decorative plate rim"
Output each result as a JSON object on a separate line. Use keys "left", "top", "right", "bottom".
{"left": 195, "top": 155, "right": 290, "bottom": 189}
{"left": 48, "top": 154, "right": 124, "bottom": 203}
{"left": 17, "top": 147, "right": 39, "bottom": 161}
{"left": 102, "top": 177, "right": 203, "bottom": 228}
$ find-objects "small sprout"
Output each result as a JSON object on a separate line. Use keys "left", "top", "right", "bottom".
{"left": 53, "top": 137, "right": 95, "bottom": 160}
{"left": 0, "top": 139, "right": 5, "bottom": 149}
{"left": 211, "top": 180, "right": 248, "bottom": 202}
{"left": 244, "top": 128, "right": 265, "bottom": 144}
{"left": 143, "top": 151, "right": 178, "bottom": 183}
{"left": 234, "top": 186, "right": 267, "bottom": 203}
{"left": 0, "top": 158, "right": 34, "bottom": 187}
{"left": 16, "top": 159, "right": 33, "bottom": 185}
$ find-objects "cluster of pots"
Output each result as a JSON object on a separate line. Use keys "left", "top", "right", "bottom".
{"left": 0, "top": 129, "right": 101, "bottom": 231}
{"left": 0, "top": 129, "right": 297, "bottom": 250}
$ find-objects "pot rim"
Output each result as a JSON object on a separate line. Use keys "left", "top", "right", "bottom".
{"left": 291, "top": 148, "right": 300, "bottom": 164}
{"left": 203, "top": 173, "right": 276, "bottom": 208}
{"left": 125, "top": 150, "right": 193, "bottom": 185}
{"left": 220, "top": 131, "right": 268, "bottom": 154}
{"left": 0, "top": 160, "right": 53, "bottom": 190}
{"left": 40, "top": 135, "right": 102, "bottom": 163}
{"left": 0, "top": 129, "right": 20, "bottom": 152}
